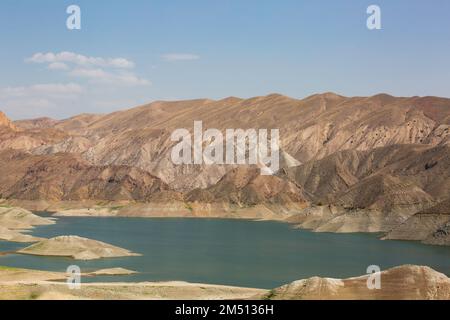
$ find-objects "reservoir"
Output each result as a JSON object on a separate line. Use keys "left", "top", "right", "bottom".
{"left": 0, "top": 216, "right": 449, "bottom": 289}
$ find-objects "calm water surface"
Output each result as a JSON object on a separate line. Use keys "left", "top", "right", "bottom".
{"left": 0, "top": 216, "right": 449, "bottom": 289}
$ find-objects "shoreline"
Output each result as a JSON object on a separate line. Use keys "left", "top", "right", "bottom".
{"left": 0, "top": 265, "right": 449, "bottom": 300}
{"left": 1, "top": 204, "right": 449, "bottom": 300}
{"left": 2, "top": 199, "right": 449, "bottom": 247}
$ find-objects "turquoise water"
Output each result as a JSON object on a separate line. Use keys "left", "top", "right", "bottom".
{"left": 0, "top": 216, "right": 449, "bottom": 289}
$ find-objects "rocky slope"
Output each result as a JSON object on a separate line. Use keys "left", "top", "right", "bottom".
{"left": 280, "top": 143, "right": 449, "bottom": 234}
{"left": 0, "top": 150, "right": 171, "bottom": 202}
{"left": 384, "top": 198, "right": 450, "bottom": 245}
{"left": 186, "top": 167, "right": 308, "bottom": 206}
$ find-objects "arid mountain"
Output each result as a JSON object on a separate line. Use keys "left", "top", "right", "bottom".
{"left": 13, "top": 117, "right": 59, "bottom": 130}
{"left": 0, "top": 150, "right": 169, "bottom": 201}
{"left": 0, "top": 93, "right": 449, "bottom": 240}
{"left": 10, "top": 93, "right": 450, "bottom": 191}
{"left": 1, "top": 112, "right": 68, "bottom": 151}
{"left": 283, "top": 144, "right": 449, "bottom": 207}
{"left": 280, "top": 144, "right": 449, "bottom": 234}
{"left": 186, "top": 166, "right": 308, "bottom": 206}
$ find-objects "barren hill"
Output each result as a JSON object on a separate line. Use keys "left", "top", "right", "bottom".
{"left": 18, "top": 235, "right": 141, "bottom": 260}
{"left": 259, "top": 265, "right": 450, "bottom": 300}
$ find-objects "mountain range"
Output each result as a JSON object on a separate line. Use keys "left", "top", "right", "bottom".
{"left": 1, "top": 93, "right": 449, "bottom": 244}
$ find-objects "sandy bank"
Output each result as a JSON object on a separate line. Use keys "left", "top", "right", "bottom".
{"left": 17, "top": 236, "right": 141, "bottom": 260}
{"left": 0, "top": 266, "right": 138, "bottom": 283}
{"left": 0, "top": 278, "right": 265, "bottom": 300}
{"left": 1, "top": 265, "right": 449, "bottom": 300}
{"left": 0, "top": 226, "right": 44, "bottom": 243}
{"left": 0, "top": 206, "right": 54, "bottom": 243}
{"left": 2, "top": 200, "right": 450, "bottom": 246}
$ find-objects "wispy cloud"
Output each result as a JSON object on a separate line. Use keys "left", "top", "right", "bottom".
{"left": 48, "top": 62, "right": 70, "bottom": 71}
{"left": 27, "top": 52, "right": 135, "bottom": 69}
{"left": 2, "top": 52, "right": 151, "bottom": 119}
{"left": 69, "top": 68, "right": 151, "bottom": 86}
{"left": 161, "top": 53, "right": 200, "bottom": 62}
{"left": 0, "top": 83, "right": 84, "bottom": 119}
{"left": 26, "top": 51, "right": 151, "bottom": 87}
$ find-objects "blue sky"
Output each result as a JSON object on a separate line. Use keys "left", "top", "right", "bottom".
{"left": 0, "top": 0, "right": 449, "bottom": 119}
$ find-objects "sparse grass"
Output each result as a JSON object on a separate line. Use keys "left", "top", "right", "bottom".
{"left": 29, "top": 291, "right": 40, "bottom": 300}
{"left": 110, "top": 205, "right": 125, "bottom": 211}
{"left": 0, "top": 266, "right": 20, "bottom": 271}
{"left": 184, "top": 203, "right": 193, "bottom": 212}
{"left": 264, "top": 289, "right": 276, "bottom": 300}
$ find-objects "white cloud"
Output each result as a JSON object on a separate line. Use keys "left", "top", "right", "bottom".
{"left": 27, "top": 51, "right": 135, "bottom": 69}
{"left": 162, "top": 53, "right": 200, "bottom": 62}
{"left": 26, "top": 51, "right": 150, "bottom": 87}
{"left": 1, "top": 52, "right": 152, "bottom": 119}
{"left": 48, "top": 62, "right": 69, "bottom": 70}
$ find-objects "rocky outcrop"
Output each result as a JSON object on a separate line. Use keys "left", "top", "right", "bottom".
{"left": 0, "top": 111, "right": 17, "bottom": 131}
{"left": 384, "top": 198, "right": 450, "bottom": 245}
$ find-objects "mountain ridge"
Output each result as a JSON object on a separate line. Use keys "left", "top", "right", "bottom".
{"left": 1, "top": 92, "right": 449, "bottom": 244}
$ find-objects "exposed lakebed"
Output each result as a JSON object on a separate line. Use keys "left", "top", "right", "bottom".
{"left": 0, "top": 215, "right": 449, "bottom": 289}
